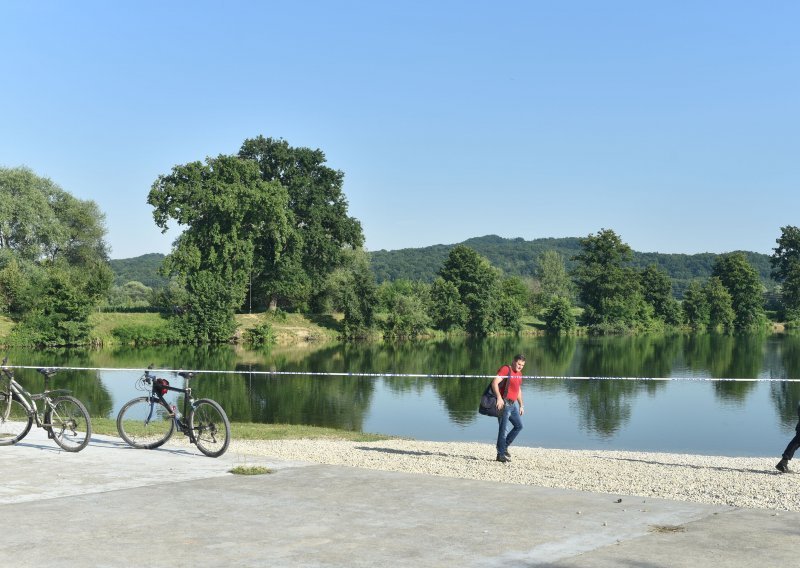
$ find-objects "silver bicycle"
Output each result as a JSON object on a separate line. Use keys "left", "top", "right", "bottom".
{"left": 0, "top": 358, "right": 92, "bottom": 452}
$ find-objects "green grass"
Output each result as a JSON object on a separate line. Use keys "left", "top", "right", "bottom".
{"left": 229, "top": 465, "right": 274, "bottom": 475}
{"left": 0, "top": 314, "right": 15, "bottom": 340}
{"left": 91, "top": 417, "right": 390, "bottom": 442}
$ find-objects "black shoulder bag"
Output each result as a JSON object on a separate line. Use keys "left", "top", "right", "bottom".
{"left": 478, "top": 366, "right": 511, "bottom": 417}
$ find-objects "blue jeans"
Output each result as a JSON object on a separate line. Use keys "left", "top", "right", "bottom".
{"left": 496, "top": 400, "right": 523, "bottom": 455}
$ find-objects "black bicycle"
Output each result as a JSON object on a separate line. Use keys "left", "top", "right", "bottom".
{"left": 0, "top": 359, "right": 92, "bottom": 452}
{"left": 116, "top": 367, "right": 231, "bottom": 458}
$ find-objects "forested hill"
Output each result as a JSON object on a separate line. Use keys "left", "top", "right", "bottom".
{"left": 111, "top": 236, "right": 775, "bottom": 296}
{"left": 369, "top": 235, "right": 775, "bottom": 292}
{"left": 109, "top": 253, "right": 168, "bottom": 288}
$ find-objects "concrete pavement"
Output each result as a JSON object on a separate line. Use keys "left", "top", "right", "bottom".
{"left": 1, "top": 428, "right": 798, "bottom": 567}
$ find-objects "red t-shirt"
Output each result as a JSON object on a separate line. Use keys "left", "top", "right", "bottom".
{"left": 496, "top": 364, "right": 522, "bottom": 402}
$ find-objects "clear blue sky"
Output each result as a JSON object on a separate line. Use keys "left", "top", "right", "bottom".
{"left": 2, "top": 1, "right": 798, "bottom": 259}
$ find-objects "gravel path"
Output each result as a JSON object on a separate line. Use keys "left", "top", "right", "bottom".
{"left": 231, "top": 438, "right": 800, "bottom": 512}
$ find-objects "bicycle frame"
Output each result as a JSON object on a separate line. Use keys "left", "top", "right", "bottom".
{"left": 1, "top": 369, "right": 71, "bottom": 430}
{"left": 144, "top": 370, "right": 199, "bottom": 444}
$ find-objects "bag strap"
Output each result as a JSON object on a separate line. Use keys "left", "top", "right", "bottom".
{"left": 499, "top": 365, "right": 512, "bottom": 399}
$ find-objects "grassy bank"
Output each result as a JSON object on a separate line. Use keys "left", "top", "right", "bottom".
{"left": 91, "top": 417, "right": 390, "bottom": 442}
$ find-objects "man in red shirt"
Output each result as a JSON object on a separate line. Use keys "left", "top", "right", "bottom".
{"left": 491, "top": 354, "right": 526, "bottom": 463}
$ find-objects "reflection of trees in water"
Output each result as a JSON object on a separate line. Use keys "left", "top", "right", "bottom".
{"left": 770, "top": 335, "right": 800, "bottom": 427}
{"left": 568, "top": 380, "right": 633, "bottom": 438}
{"left": 10, "top": 332, "right": 794, "bottom": 436}
{"left": 683, "top": 333, "right": 765, "bottom": 403}
{"left": 5, "top": 348, "right": 112, "bottom": 417}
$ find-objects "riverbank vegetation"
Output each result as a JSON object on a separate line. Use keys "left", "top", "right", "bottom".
{"left": 3, "top": 138, "right": 800, "bottom": 348}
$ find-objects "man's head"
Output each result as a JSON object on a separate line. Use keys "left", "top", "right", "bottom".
{"left": 512, "top": 354, "right": 526, "bottom": 371}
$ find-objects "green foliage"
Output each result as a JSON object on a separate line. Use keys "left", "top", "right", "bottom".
{"left": 537, "top": 250, "right": 574, "bottom": 306}
{"left": 704, "top": 276, "right": 735, "bottom": 331}
{"left": 106, "top": 281, "right": 153, "bottom": 308}
{"left": 0, "top": 167, "right": 112, "bottom": 346}
{"left": 711, "top": 252, "right": 766, "bottom": 331}
{"left": 439, "top": 245, "right": 502, "bottom": 336}
{"left": 682, "top": 280, "right": 709, "bottom": 329}
{"left": 111, "top": 322, "right": 183, "bottom": 345}
{"left": 323, "top": 249, "right": 377, "bottom": 339}
{"left": 382, "top": 293, "right": 431, "bottom": 339}
{"left": 148, "top": 154, "right": 295, "bottom": 342}
{"left": 243, "top": 321, "right": 277, "bottom": 346}
{"left": 500, "top": 276, "right": 531, "bottom": 315}
{"left": 428, "top": 277, "right": 467, "bottom": 331}
{"left": 495, "top": 296, "right": 523, "bottom": 333}
{"left": 109, "top": 254, "right": 168, "bottom": 288}
{"left": 771, "top": 226, "right": 800, "bottom": 317}
{"left": 369, "top": 234, "right": 777, "bottom": 300}
{"left": 238, "top": 136, "right": 364, "bottom": 309}
{"left": 543, "top": 296, "right": 577, "bottom": 333}
{"left": 572, "top": 229, "right": 652, "bottom": 333}
{"left": 640, "top": 264, "right": 682, "bottom": 325}
{"left": 9, "top": 264, "right": 110, "bottom": 346}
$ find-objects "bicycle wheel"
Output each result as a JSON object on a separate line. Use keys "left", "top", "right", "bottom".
{"left": 116, "top": 396, "right": 175, "bottom": 449}
{"left": 189, "top": 399, "right": 230, "bottom": 458}
{"left": 0, "top": 393, "right": 33, "bottom": 446}
{"left": 45, "top": 396, "right": 91, "bottom": 452}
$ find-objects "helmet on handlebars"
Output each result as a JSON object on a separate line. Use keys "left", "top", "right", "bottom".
{"left": 154, "top": 378, "right": 169, "bottom": 395}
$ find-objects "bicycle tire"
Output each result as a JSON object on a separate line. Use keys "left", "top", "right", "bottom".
{"left": 116, "top": 396, "right": 175, "bottom": 449}
{"left": 0, "top": 393, "right": 33, "bottom": 446}
{"left": 189, "top": 398, "right": 231, "bottom": 458}
{"left": 45, "top": 396, "right": 92, "bottom": 452}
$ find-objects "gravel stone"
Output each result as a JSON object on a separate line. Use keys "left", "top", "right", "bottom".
{"left": 230, "top": 438, "right": 800, "bottom": 512}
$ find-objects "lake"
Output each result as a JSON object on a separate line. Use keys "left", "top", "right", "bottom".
{"left": 5, "top": 332, "right": 800, "bottom": 457}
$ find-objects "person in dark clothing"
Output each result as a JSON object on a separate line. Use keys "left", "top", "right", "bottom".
{"left": 776, "top": 403, "right": 800, "bottom": 473}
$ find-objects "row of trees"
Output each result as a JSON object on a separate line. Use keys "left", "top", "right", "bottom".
{"left": 0, "top": 167, "right": 112, "bottom": 345}
{"left": 4, "top": 138, "right": 800, "bottom": 344}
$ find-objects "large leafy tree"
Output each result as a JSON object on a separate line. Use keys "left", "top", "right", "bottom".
{"left": 0, "top": 167, "right": 111, "bottom": 345}
{"left": 640, "top": 264, "right": 682, "bottom": 325}
{"left": 238, "top": 136, "right": 364, "bottom": 308}
{"left": 537, "top": 250, "right": 574, "bottom": 304}
{"left": 148, "top": 155, "right": 295, "bottom": 341}
{"left": 711, "top": 252, "right": 766, "bottom": 330}
{"left": 438, "top": 245, "right": 503, "bottom": 336}
{"left": 771, "top": 225, "right": 800, "bottom": 321}
{"left": 572, "top": 229, "right": 650, "bottom": 332}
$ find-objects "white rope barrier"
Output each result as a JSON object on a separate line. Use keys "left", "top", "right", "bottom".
{"left": 3, "top": 365, "right": 800, "bottom": 382}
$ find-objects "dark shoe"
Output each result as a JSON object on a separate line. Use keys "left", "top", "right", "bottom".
{"left": 496, "top": 454, "right": 509, "bottom": 463}
{"left": 776, "top": 459, "right": 790, "bottom": 473}
{"left": 504, "top": 450, "right": 511, "bottom": 459}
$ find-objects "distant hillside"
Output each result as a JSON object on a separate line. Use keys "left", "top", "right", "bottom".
{"left": 111, "top": 237, "right": 776, "bottom": 299}
{"left": 109, "top": 253, "right": 168, "bottom": 288}
{"left": 368, "top": 235, "right": 775, "bottom": 298}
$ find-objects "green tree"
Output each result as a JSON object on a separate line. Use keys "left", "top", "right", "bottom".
{"left": 323, "top": 249, "right": 377, "bottom": 338}
{"left": 640, "top": 264, "right": 682, "bottom": 325}
{"left": 238, "top": 136, "right": 364, "bottom": 308}
{"left": 711, "top": 252, "right": 766, "bottom": 330}
{"left": 572, "top": 229, "right": 650, "bottom": 333}
{"left": 428, "top": 277, "right": 467, "bottom": 331}
{"left": 704, "top": 276, "right": 735, "bottom": 331}
{"left": 438, "top": 245, "right": 502, "bottom": 336}
{"left": 543, "top": 296, "right": 576, "bottom": 333}
{"left": 682, "top": 280, "right": 710, "bottom": 329}
{"left": 771, "top": 225, "right": 800, "bottom": 322}
{"left": 0, "top": 167, "right": 112, "bottom": 344}
{"left": 537, "top": 250, "right": 573, "bottom": 304}
{"left": 148, "top": 154, "right": 295, "bottom": 341}
{"left": 382, "top": 293, "right": 431, "bottom": 339}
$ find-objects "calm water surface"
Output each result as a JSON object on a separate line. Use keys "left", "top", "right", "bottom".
{"left": 6, "top": 333, "right": 800, "bottom": 456}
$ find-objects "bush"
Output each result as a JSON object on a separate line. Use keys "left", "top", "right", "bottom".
{"left": 244, "top": 322, "right": 277, "bottom": 346}
{"left": 543, "top": 297, "right": 576, "bottom": 334}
